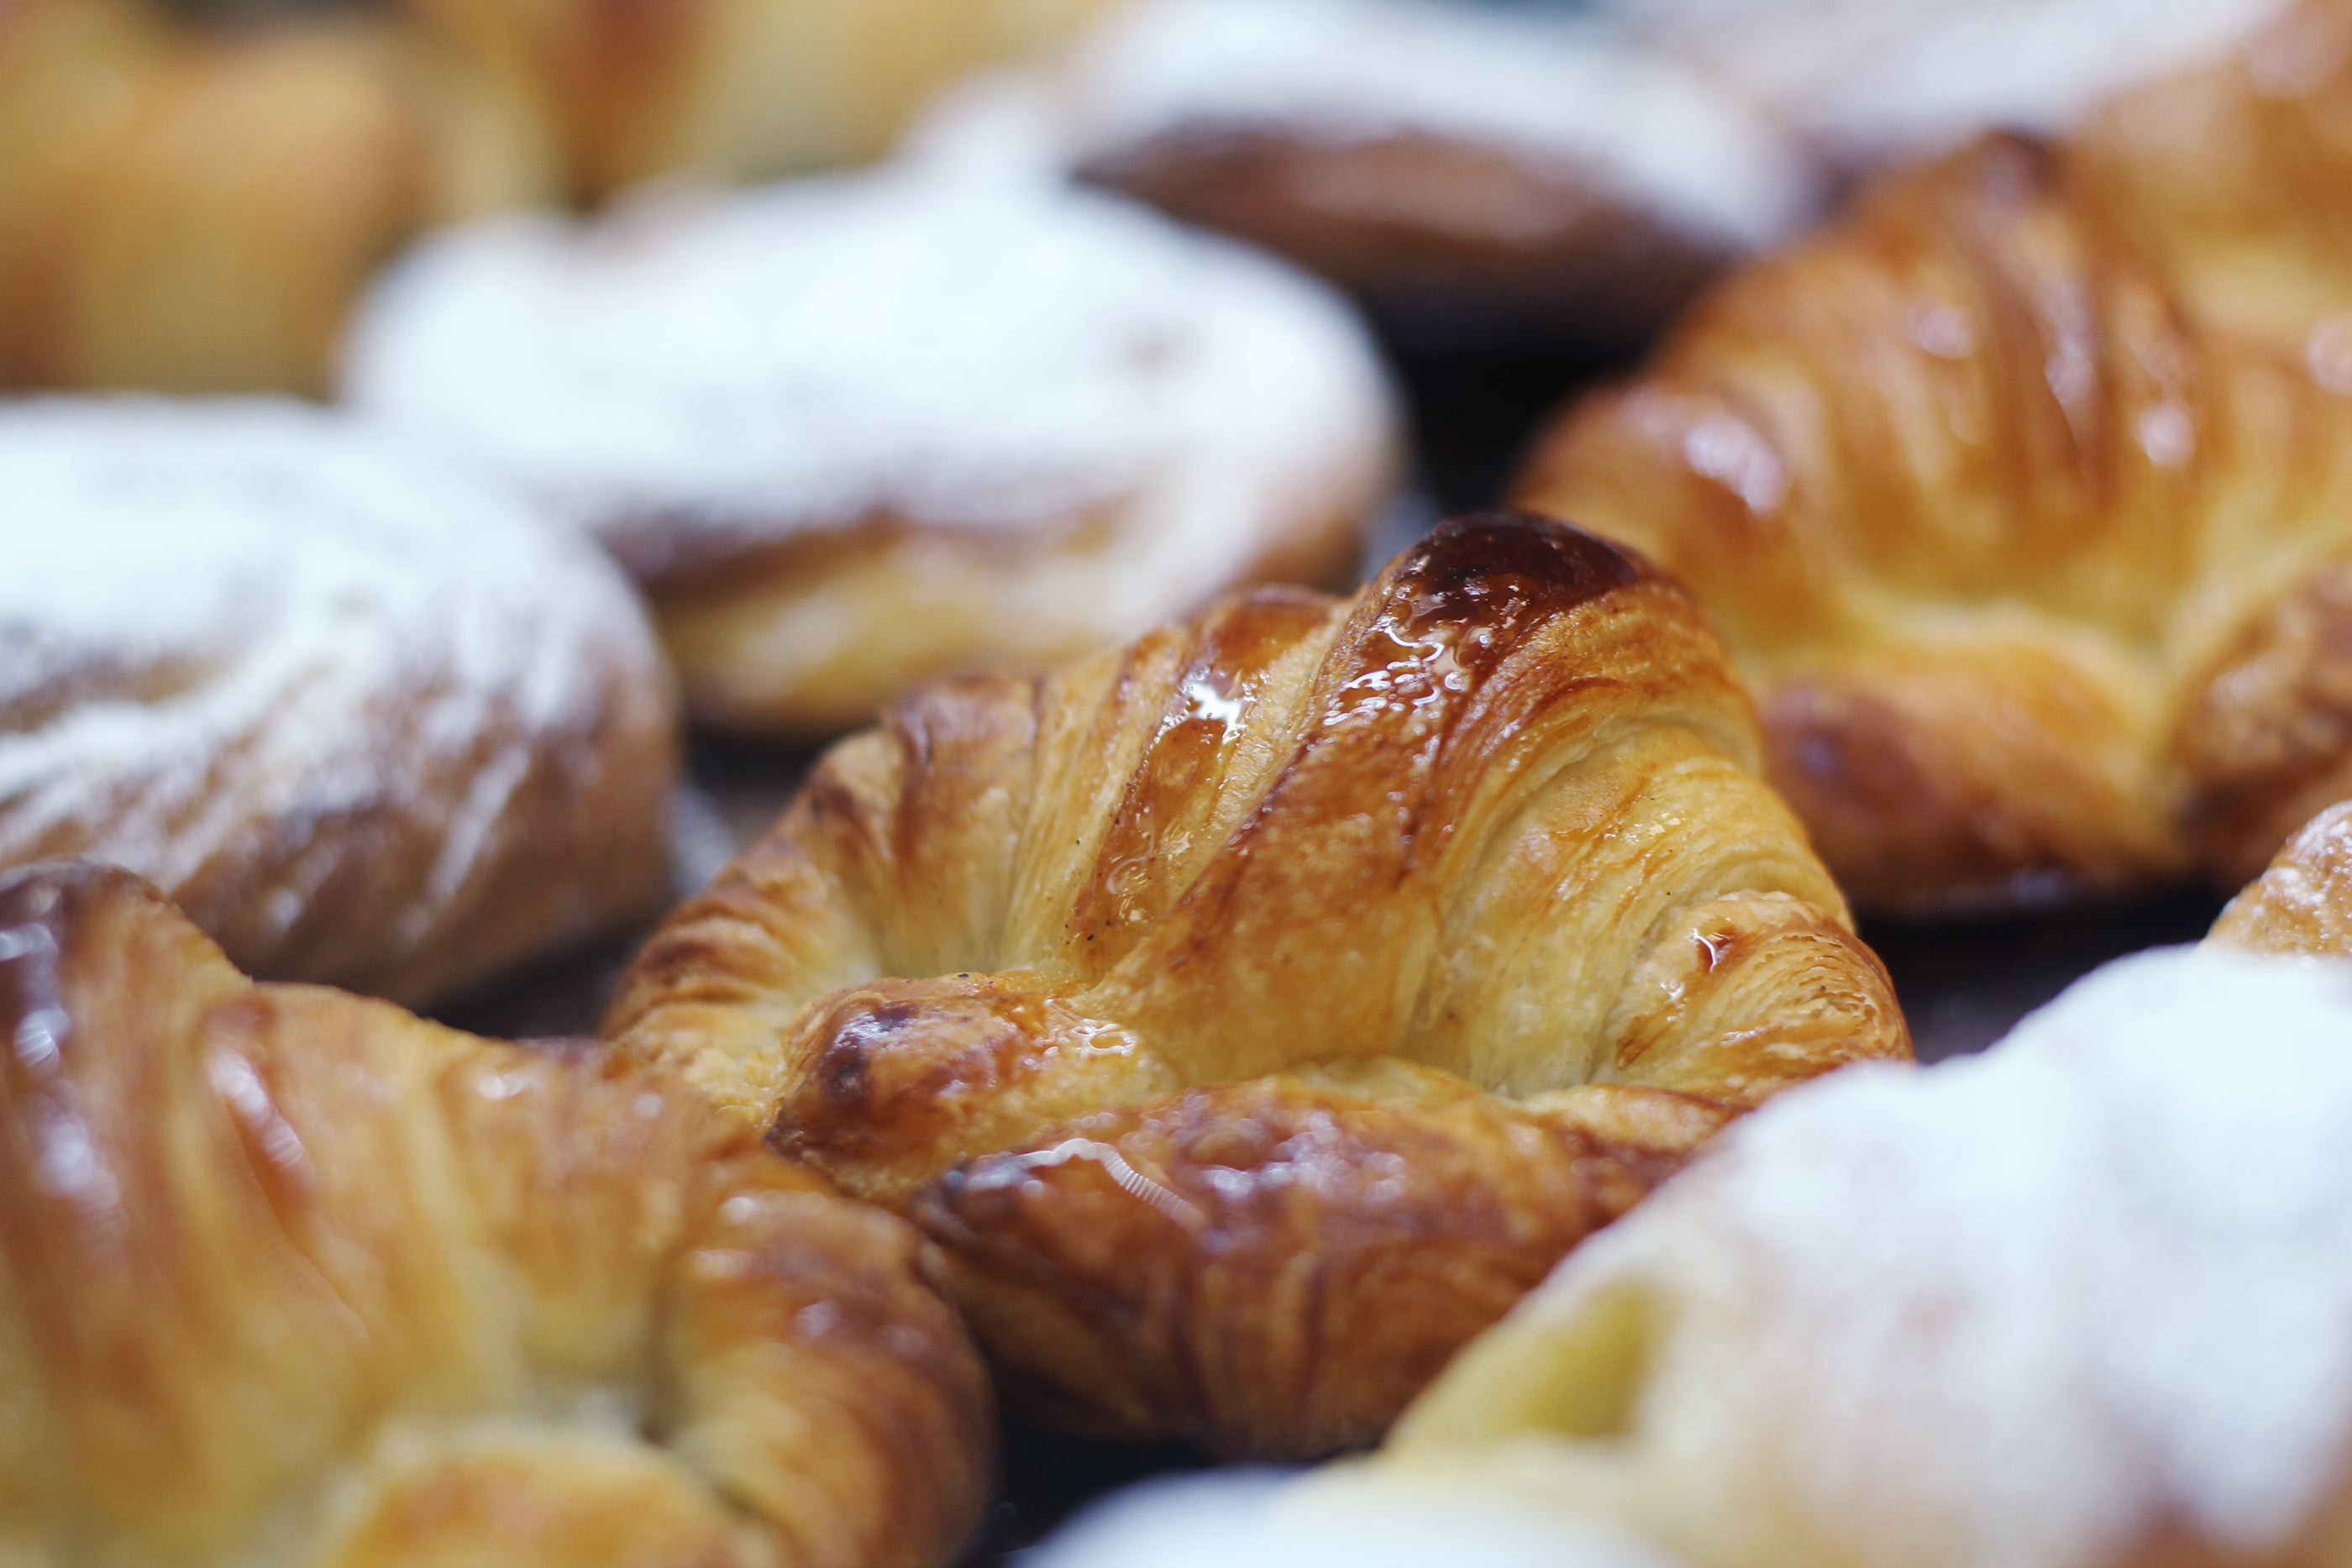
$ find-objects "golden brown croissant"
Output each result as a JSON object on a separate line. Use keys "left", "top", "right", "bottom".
{"left": 606, "top": 511, "right": 1909, "bottom": 1458}
{"left": 402, "top": 0, "right": 1110, "bottom": 203}
{"left": 0, "top": 0, "right": 554, "bottom": 393}
{"left": 1518, "top": 133, "right": 2352, "bottom": 911}
{"left": 0, "top": 859, "right": 991, "bottom": 1568}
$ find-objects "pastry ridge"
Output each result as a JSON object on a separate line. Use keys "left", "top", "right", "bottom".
{"left": 609, "top": 510, "right": 1908, "bottom": 1455}
{"left": 0, "top": 859, "right": 991, "bottom": 1568}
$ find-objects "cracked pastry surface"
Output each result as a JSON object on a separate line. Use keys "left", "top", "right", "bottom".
{"left": 1363, "top": 943, "right": 2352, "bottom": 1568}
{"left": 0, "top": 859, "right": 993, "bottom": 1568}
{"left": 0, "top": 397, "right": 679, "bottom": 1007}
{"left": 1518, "top": 133, "right": 2352, "bottom": 912}
{"left": 344, "top": 155, "right": 1397, "bottom": 735}
{"left": 606, "top": 510, "right": 1908, "bottom": 1457}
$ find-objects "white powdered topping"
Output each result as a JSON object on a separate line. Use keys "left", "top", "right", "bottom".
{"left": 1061, "top": 0, "right": 1818, "bottom": 250}
{"left": 342, "top": 158, "right": 1396, "bottom": 594}
{"left": 1457, "top": 946, "right": 2352, "bottom": 1565}
{"left": 1031, "top": 1469, "right": 1685, "bottom": 1568}
{"left": 1604, "top": 0, "right": 2289, "bottom": 166}
{"left": 0, "top": 398, "right": 663, "bottom": 968}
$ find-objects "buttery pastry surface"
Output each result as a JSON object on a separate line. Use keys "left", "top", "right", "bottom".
{"left": 402, "top": 0, "right": 1110, "bottom": 203}
{"left": 1357, "top": 943, "right": 2352, "bottom": 1568}
{"left": 1518, "top": 133, "right": 2352, "bottom": 911}
{"left": 0, "top": 397, "right": 680, "bottom": 1007}
{"left": 0, "top": 858, "right": 992, "bottom": 1568}
{"left": 606, "top": 511, "right": 1909, "bottom": 1456}
{"left": 0, "top": 0, "right": 555, "bottom": 394}
{"left": 344, "top": 158, "right": 1396, "bottom": 735}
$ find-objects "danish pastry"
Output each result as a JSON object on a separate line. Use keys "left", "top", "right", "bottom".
{"left": 0, "top": 0, "right": 554, "bottom": 394}
{"left": 402, "top": 0, "right": 1110, "bottom": 203}
{"left": 1058, "top": 0, "right": 1819, "bottom": 342}
{"left": 1518, "top": 133, "right": 2352, "bottom": 911}
{"left": 2209, "top": 798, "right": 2352, "bottom": 954}
{"left": 0, "top": 858, "right": 991, "bottom": 1568}
{"left": 344, "top": 159, "right": 1397, "bottom": 735}
{"left": 0, "top": 397, "right": 678, "bottom": 1006}
{"left": 606, "top": 510, "right": 1909, "bottom": 1456}
{"left": 1363, "top": 942, "right": 2352, "bottom": 1568}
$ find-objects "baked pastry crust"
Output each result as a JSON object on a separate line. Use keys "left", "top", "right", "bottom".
{"left": 606, "top": 510, "right": 1908, "bottom": 1456}
{"left": 1519, "top": 133, "right": 2352, "bottom": 911}
{"left": 0, "top": 398, "right": 680, "bottom": 1007}
{"left": 0, "top": 859, "right": 992, "bottom": 1568}
{"left": 0, "top": 0, "right": 554, "bottom": 394}
{"left": 345, "top": 165, "right": 1397, "bottom": 735}
{"left": 1362, "top": 942, "right": 2352, "bottom": 1568}
{"left": 1061, "top": 0, "right": 1819, "bottom": 343}
{"left": 404, "top": 0, "right": 1110, "bottom": 202}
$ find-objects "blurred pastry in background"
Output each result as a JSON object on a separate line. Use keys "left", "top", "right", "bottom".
{"left": 0, "top": 858, "right": 991, "bottom": 1568}
{"left": 2077, "top": 0, "right": 2352, "bottom": 355}
{"left": 1357, "top": 941, "right": 2352, "bottom": 1568}
{"left": 605, "top": 511, "right": 1908, "bottom": 1457}
{"left": 1518, "top": 134, "right": 2352, "bottom": 914}
{"left": 0, "top": 398, "right": 678, "bottom": 1007}
{"left": 1028, "top": 1469, "right": 1683, "bottom": 1568}
{"left": 344, "top": 153, "right": 1397, "bottom": 735}
{"left": 1055, "top": 0, "right": 1819, "bottom": 343}
{"left": 1604, "top": 0, "right": 2287, "bottom": 175}
{"left": 401, "top": 0, "right": 1114, "bottom": 202}
{"left": 0, "top": 0, "right": 557, "bottom": 394}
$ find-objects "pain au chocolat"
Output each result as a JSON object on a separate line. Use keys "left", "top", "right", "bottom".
{"left": 606, "top": 511, "right": 1909, "bottom": 1458}
{"left": 0, "top": 860, "right": 991, "bottom": 1568}
{"left": 1519, "top": 132, "right": 2352, "bottom": 913}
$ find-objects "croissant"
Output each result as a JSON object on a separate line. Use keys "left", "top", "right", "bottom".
{"left": 0, "top": 0, "right": 554, "bottom": 393}
{"left": 1352, "top": 941, "right": 2352, "bottom": 1568}
{"left": 606, "top": 511, "right": 1909, "bottom": 1457}
{"left": 1518, "top": 132, "right": 2352, "bottom": 911}
{"left": 0, "top": 859, "right": 991, "bottom": 1568}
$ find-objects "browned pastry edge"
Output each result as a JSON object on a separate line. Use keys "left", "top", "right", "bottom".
{"left": 1079, "top": 127, "right": 1737, "bottom": 342}
{"left": 1517, "top": 131, "right": 2352, "bottom": 913}
{"left": 0, "top": 858, "right": 993, "bottom": 1568}
{"left": 2208, "top": 798, "right": 2352, "bottom": 955}
{"left": 610, "top": 511, "right": 1910, "bottom": 1455}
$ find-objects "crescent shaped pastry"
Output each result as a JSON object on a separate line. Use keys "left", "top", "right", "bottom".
{"left": 344, "top": 160, "right": 1397, "bottom": 735}
{"left": 1058, "top": 0, "right": 1819, "bottom": 343}
{"left": 0, "top": 0, "right": 554, "bottom": 394}
{"left": 0, "top": 859, "right": 992, "bottom": 1568}
{"left": 1362, "top": 943, "right": 2352, "bottom": 1568}
{"left": 0, "top": 398, "right": 680, "bottom": 1007}
{"left": 606, "top": 510, "right": 1908, "bottom": 1457}
{"left": 1517, "top": 133, "right": 2352, "bottom": 912}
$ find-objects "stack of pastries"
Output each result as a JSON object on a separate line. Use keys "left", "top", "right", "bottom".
{"left": 25, "top": 0, "right": 2352, "bottom": 1563}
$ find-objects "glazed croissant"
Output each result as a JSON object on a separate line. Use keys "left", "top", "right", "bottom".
{"left": 0, "top": 860, "right": 991, "bottom": 1568}
{"left": 1519, "top": 133, "right": 2352, "bottom": 911}
{"left": 607, "top": 511, "right": 1909, "bottom": 1457}
{"left": 0, "top": 0, "right": 554, "bottom": 393}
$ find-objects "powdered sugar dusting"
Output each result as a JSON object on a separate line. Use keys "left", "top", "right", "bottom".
{"left": 342, "top": 159, "right": 1397, "bottom": 600}
{"left": 0, "top": 398, "right": 669, "bottom": 995}
{"left": 1426, "top": 946, "right": 2352, "bottom": 1564}
{"left": 1606, "top": 0, "right": 2287, "bottom": 167}
{"left": 1061, "top": 0, "right": 1819, "bottom": 251}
